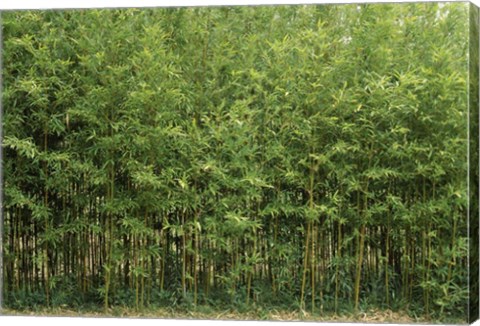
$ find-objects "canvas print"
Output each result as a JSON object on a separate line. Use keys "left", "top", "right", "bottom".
{"left": 1, "top": 2, "right": 478, "bottom": 323}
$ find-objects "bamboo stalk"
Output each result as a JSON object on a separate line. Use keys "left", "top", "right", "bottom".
{"left": 354, "top": 224, "right": 366, "bottom": 312}
{"left": 335, "top": 220, "right": 341, "bottom": 314}
{"left": 300, "top": 220, "right": 311, "bottom": 310}
{"left": 43, "top": 129, "right": 50, "bottom": 306}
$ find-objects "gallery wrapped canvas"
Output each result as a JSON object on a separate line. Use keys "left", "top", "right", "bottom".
{"left": 0, "top": 1, "right": 479, "bottom": 323}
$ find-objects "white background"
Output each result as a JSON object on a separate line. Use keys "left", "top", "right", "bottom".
{"left": 0, "top": 0, "right": 478, "bottom": 9}
{"left": 0, "top": 0, "right": 479, "bottom": 326}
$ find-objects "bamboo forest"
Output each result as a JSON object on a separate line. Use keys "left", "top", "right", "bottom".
{"left": 1, "top": 2, "right": 478, "bottom": 323}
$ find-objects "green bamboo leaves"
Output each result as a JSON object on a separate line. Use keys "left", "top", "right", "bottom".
{"left": 1, "top": 3, "right": 472, "bottom": 322}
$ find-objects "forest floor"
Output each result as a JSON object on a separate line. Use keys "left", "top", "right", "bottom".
{"left": 1, "top": 307, "right": 431, "bottom": 323}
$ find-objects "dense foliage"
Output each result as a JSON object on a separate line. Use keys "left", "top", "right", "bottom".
{"left": 1, "top": 3, "right": 472, "bottom": 322}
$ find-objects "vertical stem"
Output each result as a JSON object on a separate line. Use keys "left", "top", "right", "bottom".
{"left": 300, "top": 220, "right": 311, "bottom": 310}
{"left": 311, "top": 221, "right": 316, "bottom": 314}
{"left": 135, "top": 235, "right": 139, "bottom": 310}
{"left": 161, "top": 223, "right": 167, "bottom": 292}
{"left": 421, "top": 176, "right": 429, "bottom": 316}
{"left": 354, "top": 224, "right": 366, "bottom": 312}
{"left": 335, "top": 220, "right": 341, "bottom": 314}
{"left": 104, "top": 164, "right": 114, "bottom": 311}
{"left": 272, "top": 214, "right": 278, "bottom": 296}
{"left": 194, "top": 210, "right": 199, "bottom": 306}
{"left": 442, "top": 213, "right": 457, "bottom": 315}
{"left": 425, "top": 221, "right": 432, "bottom": 318}
{"left": 385, "top": 212, "right": 390, "bottom": 307}
{"left": 43, "top": 129, "right": 50, "bottom": 306}
{"left": 409, "top": 235, "right": 415, "bottom": 302}
{"left": 182, "top": 212, "right": 187, "bottom": 299}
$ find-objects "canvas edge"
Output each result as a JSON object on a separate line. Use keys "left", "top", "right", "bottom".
{"left": 0, "top": 2, "right": 477, "bottom": 325}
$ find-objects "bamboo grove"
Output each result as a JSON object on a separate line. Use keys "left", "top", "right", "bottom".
{"left": 1, "top": 3, "right": 473, "bottom": 321}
